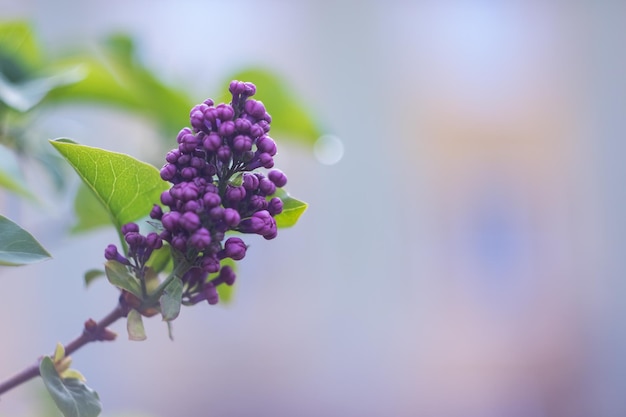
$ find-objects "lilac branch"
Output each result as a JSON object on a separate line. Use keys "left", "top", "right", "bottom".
{"left": 0, "top": 302, "right": 126, "bottom": 396}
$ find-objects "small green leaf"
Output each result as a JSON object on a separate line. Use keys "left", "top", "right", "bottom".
{"left": 50, "top": 140, "right": 169, "bottom": 232}
{"left": 84, "top": 269, "right": 105, "bottom": 287}
{"left": 0, "top": 214, "right": 51, "bottom": 266}
{"left": 271, "top": 189, "right": 307, "bottom": 228}
{"left": 126, "top": 309, "right": 147, "bottom": 341}
{"left": 39, "top": 356, "right": 102, "bottom": 417}
{"left": 71, "top": 183, "right": 111, "bottom": 233}
{"left": 224, "top": 68, "right": 321, "bottom": 145}
{"left": 160, "top": 276, "right": 183, "bottom": 321}
{"left": 104, "top": 260, "right": 142, "bottom": 298}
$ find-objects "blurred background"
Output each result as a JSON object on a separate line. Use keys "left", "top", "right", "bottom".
{"left": 1, "top": 1, "right": 626, "bottom": 416}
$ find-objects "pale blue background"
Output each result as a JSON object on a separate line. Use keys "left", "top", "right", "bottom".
{"left": 1, "top": 2, "right": 626, "bottom": 416}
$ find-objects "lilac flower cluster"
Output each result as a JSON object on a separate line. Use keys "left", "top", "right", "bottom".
{"left": 106, "top": 81, "right": 287, "bottom": 308}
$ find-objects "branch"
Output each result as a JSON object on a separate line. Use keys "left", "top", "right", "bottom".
{"left": 0, "top": 302, "right": 126, "bottom": 396}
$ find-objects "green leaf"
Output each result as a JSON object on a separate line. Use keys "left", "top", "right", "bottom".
{"left": 44, "top": 34, "right": 192, "bottom": 138}
{"left": 0, "top": 144, "right": 36, "bottom": 200}
{"left": 71, "top": 182, "right": 111, "bottom": 233}
{"left": 271, "top": 188, "right": 307, "bottom": 228}
{"left": 0, "top": 21, "right": 41, "bottom": 81}
{"left": 126, "top": 309, "right": 147, "bottom": 341}
{"left": 160, "top": 276, "right": 183, "bottom": 321}
{"left": 0, "top": 66, "right": 85, "bottom": 112}
{"left": 84, "top": 269, "right": 104, "bottom": 287}
{"left": 50, "top": 140, "right": 169, "bottom": 232}
{"left": 104, "top": 260, "right": 142, "bottom": 298}
{"left": 0, "top": 214, "right": 51, "bottom": 266}
{"left": 39, "top": 356, "right": 102, "bottom": 417}
{"left": 225, "top": 68, "right": 321, "bottom": 145}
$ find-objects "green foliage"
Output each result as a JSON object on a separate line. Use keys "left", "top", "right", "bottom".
{"left": 39, "top": 356, "right": 102, "bottom": 417}
{"left": 126, "top": 309, "right": 147, "bottom": 341}
{"left": 83, "top": 269, "right": 105, "bottom": 287}
{"left": 104, "top": 260, "right": 143, "bottom": 299}
{"left": 50, "top": 140, "right": 168, "bottom": 234}
{"left": 44, "top": 34, "right": 192, "bottom": 138}
{"left": 0, "top": 144, "right": 36, "bottom": 200}
{"left": 272, "top": 188, "right": 308, "bottom": 228}
{"left": 0, "top": 214, "right": 51, "bottom": 266}
{"left": 159, "top": 276, "right": 183, "bottom": 321}
{"left": 71, "top": 183, "right": 111, "bottom": 233}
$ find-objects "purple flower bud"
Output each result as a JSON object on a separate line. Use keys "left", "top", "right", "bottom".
{"left": 181, "top": 167, "right": 198, "bottom": 180}
{"left": 172, "top": 235, "right": 187, "bottom": 251}
{"left": 203, "top": 132, "right": 222, "bottom": 152}
{"left": 150, "top": 204, "right": 163, "bottom": 220}
{"left": 180, "top": 183, "right": 199, "bottom": 201}
{"left": 242, "top": 173, "right": 260, "bottom": 191}
{"left": 122, "top": 223, "right": 140, "bottom": 235}
{"left": 249, "top": 124, "right": 264, "bottom": 139}
{"left": 161, "top": 211, "right": 181, "bottom": 231}
{"left": 243, "top": 82, "right": 256, "bottom": 97}
{"left": 259, "top": 152, "right": 274, "bottom": 168}
{"left": 179, "top": 133, "right": 198, "bottom": 152}
{"left": 248, "top": 195, "right": 268, "bottom": 211}
{"left": 221, "top": 237, "right": 247, "bottom": 260}
{"left": 229, "top": 80, "right": 246, "bottom": 96}
{"left": 232, "top": 135, "right": 253, "bottom": 152}
{"left": 201, "top": 255, "right": 220, "bottom": 273}
{"left": 220, "top": 265, "right": 237, "bottom": 286}
{"left": 218, "top": 120, "right": 236, "bottom": 136}
{"left": 203, "top": 192, "right": 221, "bottom": 208}
{"left": 235, "top": 118, "right": 252, "bottom": 133}
{"left": 209, "top": 206, "right": 224, "bottom": 220}
{"left": 204, "top": 282, "right": 219, "bottom": 305}
{"left": 244, "top": 99, "right": 266, "bottom": 118}
{"left": 216, "top": 104, "right": 235, "bottom": 121}
{"left": 217, "top": 146, "right": 231, "bottom": 162}
{"left": 258, "top": 177, "right": 276, "bottom": 196}
{"left": 257, "top": 120, "right": 271, "bottom": 133}
{"left": 268, "top": 169, "right": 288, "bottom": 187}
{"left": 180, "top": 211, "right": 201, "bottom": 232}
{"left": 190, "top": 157, "right": 206, "bottom": 170}
{"left": 190, "top": 109, "right": 204, "bottom": 131}
{"left": 223, "top": 208, "right": 241, "bottom": 227}
{"left": 161, "top": 190, "right": 174, "bottom": 206}
{"left": 166, "top": 149, "right": 181, "bottom": 163}
{"left": 257, "top": 136, "right": 277, "bottom": 156}
{"left": 104, "top": 244, "right": 130, "bottom": 265}
{"left": 125, "top": 231, "right": 145, "bottom": 248}
{"left": 160, "top": 164, "right": 178, "bottom": 181}
{"left": 268, "top": 197, "right": 284, "bottom": 215}
{"left": 146, "top": 232, "right": 163, "bottom": 250}
{"left": 189, "top": 227, "right": 211, "bottom": 250}
{"left": 225, "top": 185, "right": 246, "bottom": 204}
{"left": 183, "top": 200, "right": 201, "bottom": 213}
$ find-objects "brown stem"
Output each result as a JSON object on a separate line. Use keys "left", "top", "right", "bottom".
{"left": 0, "top": 302, "right": 126, "bottom": 396}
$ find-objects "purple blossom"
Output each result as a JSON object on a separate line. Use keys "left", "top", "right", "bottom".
{"left": 107, "top": 81, "right": 290, "bottom": 308}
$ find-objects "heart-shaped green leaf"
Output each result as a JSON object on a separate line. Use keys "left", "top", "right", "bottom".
{"left": 50, "top": 140, "right": 169, "bottom": 232}
{"left": 0, "top": 214, "right": 51, "bottom": 266}
{"left": 39, "top": 356, "right": 102, "bottom": 417}
{"left": 271, "top": 189, "right": 307, "bottom": 228}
